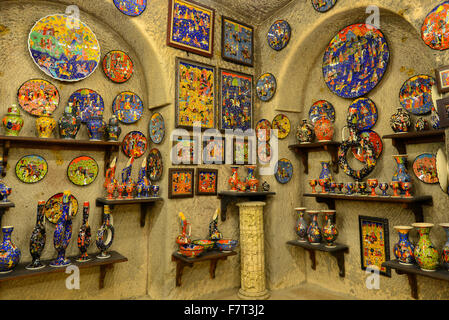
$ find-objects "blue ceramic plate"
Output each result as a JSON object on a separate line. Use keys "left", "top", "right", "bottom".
{"left": 112, "top": 91, "right": 144, "bottom": 124}
{"left": 68, "top": 88, "right": 104, "bottom": 123}
{"left": 347, "top": 97, "right": 378, "bottom": 131}
{"left": 149, "top": 112, "right": 165, "bottom": 144}
{"left": 308, "top": 100, "right": 335, "bottom": 124}
{"left": 267, "top": 20, "right": 291, "bottom": 51}
{"left": 399, "top": 75, "right": 436, "bottom": 115}
{"left": 256, "top": 73, "right": 277, "bottom": 102}
{"left": 312, "top": 0, "right": 337, "bottom": 12}
{"left": 113, "top": 0, "right": 147, "bottom": 17}
{"left": 275, "top": 158, "right": 293, "bottom": 184}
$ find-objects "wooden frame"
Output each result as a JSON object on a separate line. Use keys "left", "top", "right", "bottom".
{"left": 168, "top": 168, "right": 195, "bottom": 199}
{"left": 167, "top": 0, "right": 215, "bottom": 58}
{"left": 435, "top": 65, "right": 449, "bottom": 94}
{"left": 196, "top": 168, "right": 218, "bottom": 196}
{"left": 221, "top": 16, "right": 254, "bottom": 67}
{"left": 436, "top": 97, "right": 449, "bottom": 129}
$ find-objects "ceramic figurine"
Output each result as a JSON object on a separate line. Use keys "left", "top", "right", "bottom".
{"left": 0, "top": 226, "right": 21, "bottom": 273}
{"left": 412, "top": 223, "right": 439, "bottom": 272}
{"left": 104, "top": 157, "right": 117, "bottom": 191}
{"left": 390, "top": 108, "right": 411, "bottom": 133}
{"left": 86, "top": 110, "right": 106, "bottom": 141}
{"left": 176, "top": 212, "right": 191, "bottom": 246}
{"left": 96, "top": 205, "right": 115, "bottom": 259}
{"left": 105, "top": 115, "right": 122, "bottom": 142}
{"left": 262, "top": 181, "right": 270, "bottom": 192}
{"left": 367, "top": 179, "right": 378, "bottom": 196}
{"left": 297, "top": 119, "right": 315, "bottom": 144}
{"left": 26, "top": 201, "right": 46, "bottom": 270}
{"left": 50, "top": 190, "right": 73, "bottom": 267}
{"left": 440, "top": 223, "right": 449, "bottom": 270}
{"left": 228, "top": 166, "right": 241, "bottom": 191}
{"left": 58, "top": 103, "right": 81, "bottom": 139}
{"left": 307, "top": 211, "right": 322, "bottom": 245}
{"left": 208, "top": 209, "right": 223, "bottom": 243}
{"left": 322, "top": 210, "right": 338, "bottom": 248}
{"left": 393, "top": 226, "right": 414, "bottom": 265}
{"left": 378, "top": 183, "right": 389, "bottom": 196}
{"left": 415, "top": 117, "right": 429, "bottom": 132}
{"left": 2, "top": 104, "right": 24, "bottom": 136}
{"left": 308, "top": 179, "right": 317, "bottom": 193}
{"left": 390, "top": 181, "right": 400, "bottom": 197}
{"left": 392, "top": 155, "right": 411, "bottom": 194}
{"left": 402, "top": 182, "right": 412, "bottom": 198}
{"left": 36, "top": 110, "right": 56, "bottom": 138}
{"left": 314, "top": 117, "right": 334, "bottom": 142}
{"left": 430, "top": 107, "right": 440, "bottom": 130}
{"left": 245, "top": 165, "right": 259, "bottom": 192}
{"left": 77, "top": 202, "right": 92, "bottom": 262}
{"left": 295, "top": 208, "right": 308, "bottom": 242}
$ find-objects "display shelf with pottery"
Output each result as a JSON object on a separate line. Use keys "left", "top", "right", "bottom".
{"left": 217, "top": 191, "right": 275, "bottom": 222}
{"left": 382, "top": 130, "right": 445, "bottom": 154}
{"left": 288, "top": 141, "right": 341, "bottom": 174}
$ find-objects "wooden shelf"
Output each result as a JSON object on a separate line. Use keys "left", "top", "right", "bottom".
{"left": 303, "top": 193, "right": 433, "bottom": 222}
{"left": 382, "top": 260, "right": 449, "bottom": 300}
{"left": 382, "top": 130, "right": 445, "bottom": 154}
{"left": 287, "top": 240, "right": 349, "bottom": 278}
{"left": 96, "top": 197, "right": 163, "bottom": 227}
{"left": 289, "top": 141, "right": 341, "bottom": 174}
{"left": 171, "top": 250, "right": 237, "bottom": 287}
{"left": 0, "top": 135, "right": 121, "bottom": 177}
{"left": 217, "top": 191, "right": 275, "bottom": 222}
{"left": 0, "top": 250, "right": 128, "bottom": 289}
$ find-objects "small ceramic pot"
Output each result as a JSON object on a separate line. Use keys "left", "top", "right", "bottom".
{"left": 390, "top": 108, "right": 411, "bottom": 133}
{"left": 318, "top": 178, "right": 328, "bottom": 194}
{"left": 58, "top": 104, "right": 81, "bottom": 139}
{"left": 297, "top": 119, "right": 315, "bottom": 144}
{"left": 36, "top": 111, "right": 56, "bottom": 138}
{"left": 105, "top": 115, "right": 122, "bottom": 142}
{"left": 314, "top": 118, "right": 334, "bottom": 142}
{"left": 345, "top": 182, "right": 354, "bottom": 195}
{"left": 358, "top": 182, "right": 368, "bottom": 196}
{"left": 393, "top": 226, "right": 415, "bottom": 265}
{"left": 295, "top": 208, "right": 308, "bottom": 242}
{"left": 151, "top": 185, "right": 160, "bottom": 197}
{"left": 412, "top": 223, "right": 439, "bottom": 272}
{"left": 2, "top": 104, "right": 24, "bottom": 136}
{"left": 415, "top": 117, "right": 429, "bottom": 132}
{"left": 86, "top": 116, "right": 106, "bottom": 141}
{"left": 337, "top": 183, "right": 344, "bottom": 194}
{"left": 401, "top": 182, "right": 412, "bottom": 198}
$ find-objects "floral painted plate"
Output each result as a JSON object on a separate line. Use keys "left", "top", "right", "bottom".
{"left": 149, "top": 112, "right": 165, "bottom": 144}
{"left": 422, "top": 2, "right": 449, "bottom": 50}
{"left": 275, "top": 158, "right": 293, "bottom": 184}
{"left": 308, "top": 100, "right": 335, "bottom": 124}
{"left": 102, "top": 50, "right": 134, "bottom": 83}
{"left": 255, "top": 119, "right": 272, "bottom": 142}
{"left": 347, "top": 98, "right": 378, "bottom": 131}
{"left": 44, "top": 192, "right": 78, "bottom": 224}
{"left": 399, "top": 75, "right": 436, "bottom": 115}
{"left": 258, "top": 142, "right": 272, "bottom": 163}
{"left": 256, "top": 73, "right": 277, "bottom": 102}
{"left": 17, "top": 79, "right": 60, "bottom": 116}
{"left": 312, "top": 0, "right": 337, "bottom": 12}
{"left": 15, "top": 155, "right": 48, "bottom": 184}
{"left": 123, "top": 131, "right": 148, "bottom": 158}
{"left": 113, "top": 0, "right": 147, "bottom": 17}
{"left": 147, "top": 148, "right": 163, "bottom": 181}
{"left": 267, "top": 20, "right": 291, "bottom": 51}
{"left": 28, "top": 14, "right": 100, "bottom": 82}
{"left": 272, "top": 114, "right": 291, "bottom": 139}
{"left": 112, "top": 91, "right": 144, "bottom": 124}
{"left": 413, "top": 153, "right": 439, "bottom": 184}
{"left": 67, "top": 156, "right": 99, "bottom": 186}
{"left": 352, "top": 130, "right": 383, "bottom": 162}
{"left": 68, "top": 88, "right": 104, "bottom": 123}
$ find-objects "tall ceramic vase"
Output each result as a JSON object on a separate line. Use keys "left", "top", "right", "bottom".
{"left": 228, "top": 166, "right": 241, "bottom": 191}
{"left": 393, "top": 226, "right": 414, "bottom": 265}
{"left": 440, "top": 223, "right": 449, "bottom": 270}
{"left": 96, "top": 205, "right": 115, "bottom": 259}
{"left": 26, "top": 201, "right": 46, "bottom": 270}
{"left": 295, "top": 208, "right": 308, "bottom": 242}
{"left": 307, "top": 211, "right": 322, "bottom": 245}
{"left": 246, "top": 165, "right": 259, "bottom": 192}
{"left": 392, "top": 155, "right": 411, "bottom": 194}
{"left": 50, "top": 191, "right": 73, "bottom": 267}
{"left": 77, "top": 202, "right": 92, "bottom": 262}
{"left": 322, "top": 210, "right": 338, "bottom": 248}
{"left": 0, "top": 226, "right": 21, "bottom": 273}
{"left": 412, "top": 223, "right": 439, "bottom": 272}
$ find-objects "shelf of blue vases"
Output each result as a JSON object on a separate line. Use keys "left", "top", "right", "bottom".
{"left": 289, "top": 141, "right": 341, "bottom": 174}
{"left": 0, "top": 251, "right": 128, "bottom": 289}
{"left": 287, "top": 240, "right": 349, "bottom": 278}
{"left": 303, "top": 193, "right": 433, "bottom": 222}
{"left": 96, "top": 197, "right": 164, "bottom": 227}
{"left": 217, "top": 191, "right": 276, "bottom": 222}
{"left": 383, "top": 129, "right": 445, "bottom": 154}
{"left": 0, "top": 135, "right": 122, "bottom": 177}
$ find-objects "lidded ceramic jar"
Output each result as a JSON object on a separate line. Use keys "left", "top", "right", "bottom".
{"left": 36, "top": 109, "right": 56, "bottom": 138}
{"left": 58, "top": 103, "right": 81, "bottom": 139}
{"left": 2, "top": 104, "right": 24, "bottom": 136}
{"left": 314, "top": 117, "right": 334, "bottom": 142}
{"left": 297, "top": 119, "right": 314, "bottom": 144}
{"left": 86, "top": 116, "right": 106, "bottom": 141}
{"left": 105, "top": 115, "right": 122, "bottom": 142}
{"left": 390, "top": 108, "right": 411, "bottom": 133}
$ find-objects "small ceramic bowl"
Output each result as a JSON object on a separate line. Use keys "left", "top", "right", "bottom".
{"left": 192, "top": 239, "right": 214, "bottom": 251}
{"left": 179, "top": 244, "right": 204, "bottom": 258}
{"left": 216, "top": 239, "right": 239, "bottom": 252}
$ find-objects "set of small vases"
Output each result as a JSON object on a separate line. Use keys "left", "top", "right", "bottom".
{"left": 58, "top": 103, "right": 81, "bottom": 139}
{"left": 228, "top": 166, "right": 260, "bottom": 192}
{"left": 296, "top": 209, "right": 338, "bottom": 247}
{"left": 2, "top": 104, "right": 24, "bottom": 136}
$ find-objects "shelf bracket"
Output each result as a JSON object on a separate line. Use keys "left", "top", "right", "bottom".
{"left": 219, "top": 196, "right": 237, "bottom": 222}
{"left": 140, "top": 203, "right": 155, "bottom": 227}
{"left": 209, "top": 257, "right": 228, "bottom": 279}
{"left": 330, "top": 248, "right": 349, "bottom": 278}
{"left": 99, "top": 264, "right": 113, "bottom": 289}
{"left": 391, "top": 139, "right": 406, "bottom": 155}
{"left": 306, "top": 249, "right": 316, "bottom": 270}
{"left": 172, "top": 256, "right": 193, "bottom": 287}
{"left": 314, "top": 197, "right": 336, "bottom": 210}
{"left": 396, "top": 269, "right": 418, "bottom": 299}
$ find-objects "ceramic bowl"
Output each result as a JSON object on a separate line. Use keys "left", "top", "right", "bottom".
{"left": 192, "top": 239, "right": 214, "bottom": 251}
{"left": 179, "top": 244, "right": 204, "bottom": 258}
{"left": 216, "top": 239, "right": 239, "bottom": 252}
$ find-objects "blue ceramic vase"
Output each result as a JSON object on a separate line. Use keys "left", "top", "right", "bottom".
{"left": 26, "top": 201, "right": 46, "bottom": 270}
{"left": 96, "top": 205, "right": 115, "bottom": 259}
{"left": 50, "top": 191, "right": 73, "bottom": 267}
{"left": 440, "top": 223, "right": 449, "bottom": 270}
{"left": 77, "top": 202, "right": 92, "bottom": 262}
{"left": 0, "top": 226, "right": 21, "bottom": 273}
{"left": 295, "top": 208, "right": 308, "bottom": 242}
{"left": 86, "top": 116, "right": 106, "bottom": 141}
{"left": 307, "top": 211, "right": 322, "bottom": 245}
{"left": 393, "top": 226, "right": 414, "bottom": 265}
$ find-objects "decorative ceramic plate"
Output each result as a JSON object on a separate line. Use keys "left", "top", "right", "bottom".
{"left": 147, "top": 148, "right": 163, "bottom": 181}
{"left": 113, "top": 0, "right": 147, "bottom": 17}
{"left": 399, "top": 75, "right": 436, "bottom": 115}
{"left": 68, "top": 88, "right": 104, "bottom": 123}
{"left": 352, "top": 130, "right": 383, "bottom": 162}
{"left": 122, "top": 131, "right": 148, "bottom": 158}
{"left": 255, "top": 119, "right": 272, "bottom": 142}
{"left": 413, "top": 153, "right": 439, "bottom": 184}
{"left": 102, "top": 50, "right": 134, "bottom": 83}
{"left": 256, "top": 73, "right": 277, "bottom": 102}
{"left": 323, "top": 24, "right": 390, "bottom": 99}
{"left": 347, "top": 98, "right": 378, "bottom": 131}
{"left": 436, "top": 148, "right": 449, "bottom": 193}
{"left": 149, "top": 112, "right": 165, "bottom": 144}
{"left": 422, "top": 2, "right": 449, "bottom": 50}
{"left": 67, "top": 156, "right": 99, "bottom": 186}
{"left": 28, "top": 14, "right": 100, "bottom": 82}
{"left": 17, "top": 79, "right": 60, "bottom": 116}
{"left": 275, "top": 158, "right": 293, "bottom": 184}
{"left": 15, "top": 155, "right": 48, "bottom": 184}
{"left": 112, "top": 91, "right": 144, "bottom": 124}
{"left": 44, "top": 192, "right": 78, "bottom": 224}
{"left": 308, "top": 100, "right": 335, "bottom": 124}
{"left": 258, "top": 142, "right": 272, "bottom": 163}
{"left": 312, "top": 0, "right": 337, "bottom": 12}
{"left": 267, "top": 20, "right": 291, "bottom": 51}
{"left": 272, "top": 114, "right": 291, "bottom": 139}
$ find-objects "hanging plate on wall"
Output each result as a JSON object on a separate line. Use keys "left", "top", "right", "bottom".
{"left": 149, "top": 112, "right": 165, "bottom": 144}
{"left": 102, "top": 50, "right": 134, "bottom": 83}
{"left": 272, "top": 114, "right": 291, "bottom": 139}
{"left": 113, "top": 0, "right": 147, "bottom": 17}
{"left": 422, "top": 2, "right": 449, "bottom": 50}
{"left": 436, "top": 148, "right": 449, "bottom": 193}
{"left": 267, "top": 20, "right": 291, "bottom": 51}
{"left": 112, "top": 91, "right": 144, "bottom": 124}
{"left": 15, "top": 155, "right": 48, "bottom": 184}
{"left": 147, "top": 148, "right": 163, "bottom": 181}
{"left": 67, "top": 155, "right": 99, "bottom": 186}
{"left": 347, "top": 97, "right": 378, "bottom": 131}
{"left": 311, "top": 0, "right": 337, "bottom": 13}
{"left": 255, "top": 119, "right": 272, "bottom": 142}
{"left": 308, "top": 100, "right": 335, "bottom": 124}
{"left": 68, "top": 88, "right": 105, "bottom": 123}
{"left": 28, "top": 14, "right": 100, "bottom": 82}
{"left": 413, "top": 153, "right": 439, "bottom": 184}
{"left": 122, "top": 131, "right": 148, "bottom": 158}
{"left": 323, "top": 23, "right": 390, "bottom": 99}
{"left": 257, "top": 142, "right": 272, "bottom": 164}
{"left": 17, "top": 79, "right": 60, "bottom": 116}
{"left": 275, "top": 158, "right": 293, "bottom": 184}
{"left": 351, "top": 130, "right": 383, "bottom": 162}
{"left": 44, "top": 192, "right": 79, "bottom": 224}
{"left": 256, "top": 73, "right": 277, "bottom": 102}
{"left": 399, "top": 75, "right": 436, "bottom": 115}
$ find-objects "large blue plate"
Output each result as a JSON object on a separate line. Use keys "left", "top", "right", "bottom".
{"left": 267, "top": 20, "right": 291, "bottom": 51}
{"left": 347, "top": 98, "right": 378, "bottom": 131}
{"left": 399, "top": 75, "right": 435, "bottom": 115}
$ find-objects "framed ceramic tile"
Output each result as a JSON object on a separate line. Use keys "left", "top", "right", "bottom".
{"left": 221, "top": 16, "right": 254, "bottom": 67}
{"left": 172, "top": 135, "right": 200, "bottom": 165}
{"left": 219, "top": 68, "right": 253, "bottom": 131}
{"left": 203, "top": 137, "right": 225, "bottom": 164}
{"left": 233, "top": 137, "right": 256, "bottom": 165}
{"left": 436, "top": 97, "right": 449, "bottom": 128}
{"left": 167, "top": 0, "right": 215, "bottom": 58}
{"left": 175, "top": 58, "right": 216, "bottom": 130}
{"left": 435, "top": 65, "right": 449, "bottom": 94}
{"left": 358, "top": 215, "right": 391, "bottom": 277}
{"left": 168, "top": 168, "right": 195, "bottom": 199}
{"left": 196, "top": 168, "right": 218, "bottom": 196}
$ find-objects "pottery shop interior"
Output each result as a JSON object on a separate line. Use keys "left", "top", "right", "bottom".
{"left": 4, "top": 0, "right": 449, "bottom": 302}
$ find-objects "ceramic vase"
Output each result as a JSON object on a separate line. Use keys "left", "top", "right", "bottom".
{"left": 86, "top": 116, "right": 106, "bottom": 141}
{"left": 430, "top": 107, "right": 440, "bottom": 130}
{"left": 392, "top": 155, "right": 411, "bottom": 194}
{"left": 319, "top": 161, "right": 334, "bottom": 183}
{"left": 393, "top": 226, "right": 414, "bottom": 265}
{"left": 412, "top": 223, "right": 439, "bottom": 272}
{"left": 390, "top": 108, "right": 411, "bottom": 133}
{"left": 246, "top": 165, "right": 259, "bottom": 192}
{"left": 106, "top": 115, "right": 122, "bottom": 142}
{"left": 314, "top": 118, "right": 334, "bottom": 142}
{"left": 228, "top": 166, "right": 241, "bottom": 191}
{"left": 58, "top": 104, "right": 81, "bottom": 139}
{"left": 2, "top": 104, "right": 24, "bottom": 136}
{"left": 297, "top": 119, "right": 315, "bottom": 144}
{"left": 50, "top": 191, "right": 72, "bottom": 267}
{"left": 26, "top": 201, "right": 46, "bottom": 270}
{"left": 415, "top": 117, "right": 429, "bottom": 132}
{"left": 36, "top": 111, "right": 56, "bottom": 138}
{"left": 322, "top": 210, "right": 338, "bottom": 248}
{"left": 0, "top": 226, "right": 21, "bottom": 273}
{"left": 77, "top": 202, "right": 92, "bottom": 262}
{"left": 96, "top": 205, "right": 115, "bottom": 259}
{"left": 0, "top": 167, "right": 11, "bottom": 202}
{"left": 307, "top": 211, "right": 322, "bottom": 245}
{"left": 295, "top": 208, "right": 308, "bottom": 242}
{"left": 440, "top": 223, "right": 449, "bottom": 270}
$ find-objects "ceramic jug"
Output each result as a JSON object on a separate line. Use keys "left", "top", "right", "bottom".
{"left": 228, "top": 166, "right": 241, "bottom": 191}
{"left": 322, "top": 210, "right": 338, "bottom": 247}
{"left": 440, "top": 223, "right": 449, "bottom": 270}
{"left": 86, "top": 116, "right": 106, "bottom": 141}
{"left": 314, "top": 117, "right": 334, "bottom": 142}
{"left": 390, "top": 108, "right": 411, "bottom": 133}
{"left": 26, "top": 201, "right": 46, "bottom": 270}
{"left": 50, "top": 190, "right": 72, "bottom": 267}
{"left": 307, "top": 211, "right": 322, "bottom": 245}
{"left": 36, "top": 110, "right": 56, "bottom": 138}
{"left": 77, "top": 202, "right": 92, "bottom": 262}
{"left": 2, "top": 104, "right": 24, "bottom": 136}
{"left": 393, "top": 226, "right": 414, "bottom": 265}
{"left": 295, "top": 208, "right": 308, "bottom": 242}
{"left": 246, "top": 165, "right": 259, "bottom": 192}
{"left": 297, "top": 119, "right": 314, "bottom": 144}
